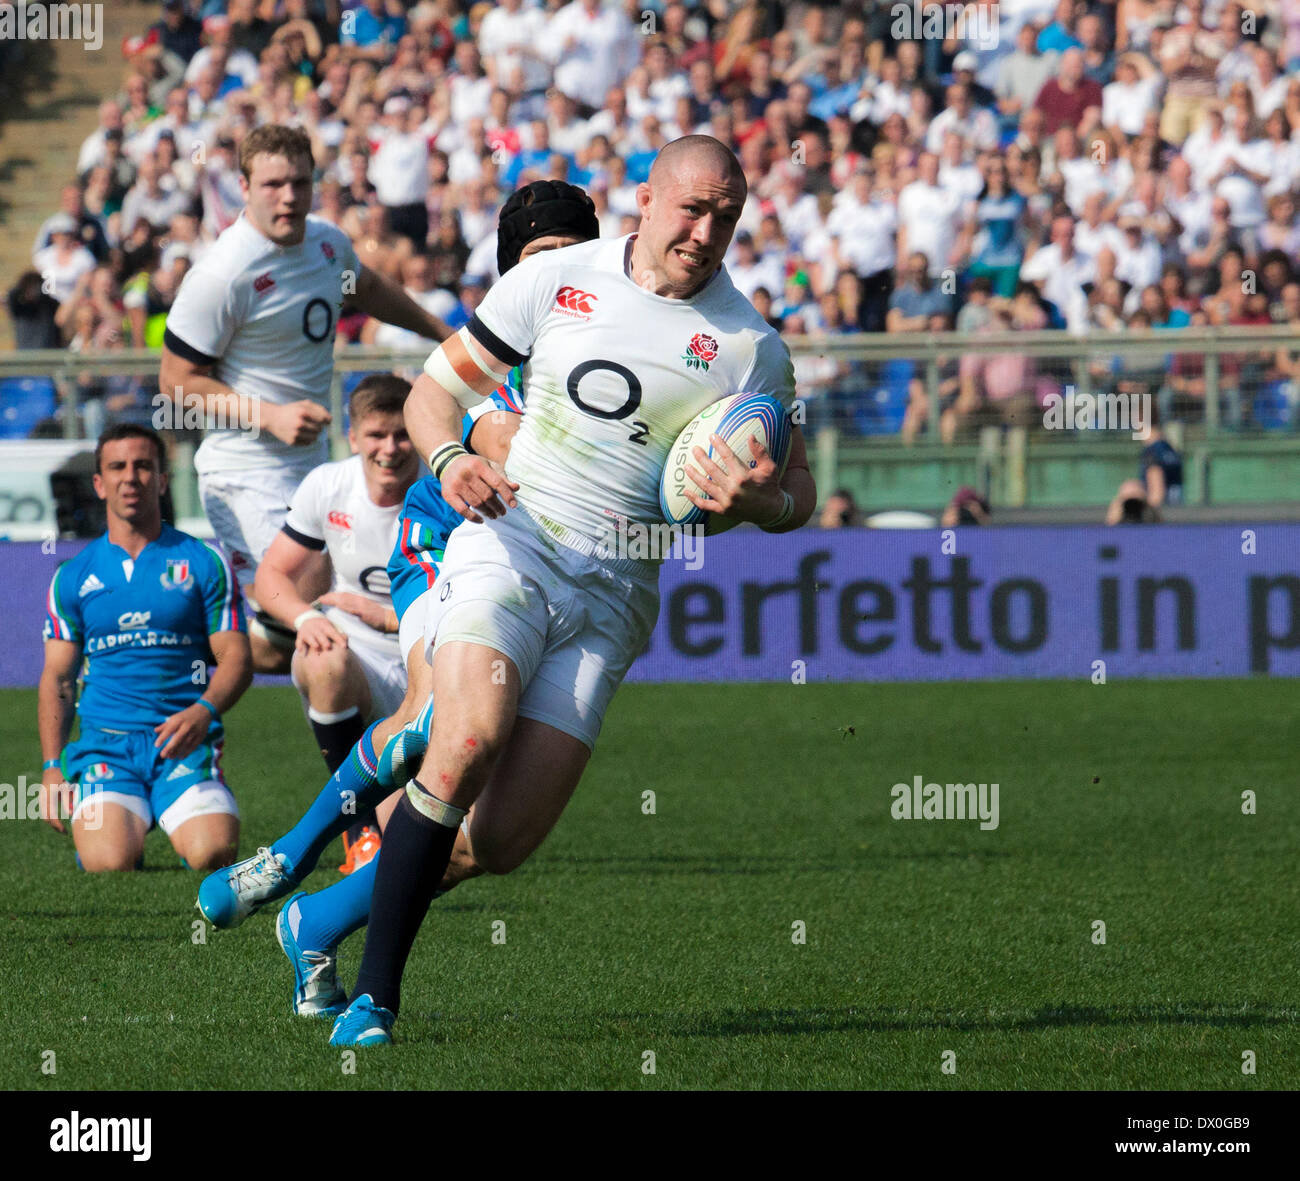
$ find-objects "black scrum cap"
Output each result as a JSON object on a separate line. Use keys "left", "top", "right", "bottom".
{"left": 496, "top": 180, "right": 599, "bottom": 275}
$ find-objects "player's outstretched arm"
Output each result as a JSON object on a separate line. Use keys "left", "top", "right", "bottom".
{"left": 683, "top": 425, "right": 817, "bottom": 534}
{"left": 158, "top": 347, "right": 331, "bottom": 447}
{"left": 37, "top": 638, "right": 81, "bottom": 834}
{"left": 351, "top": 265, "right": 452, "bottom": 343}
{"left": 154, "top": 630, "right": 253, "bottom": 761}
{"left": 252, "top": 532, "right": 344, "bottom": 654}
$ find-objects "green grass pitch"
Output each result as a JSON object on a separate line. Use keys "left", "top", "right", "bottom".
{"left": 1, "top": 680, "right": 1295, "bottom": 1090}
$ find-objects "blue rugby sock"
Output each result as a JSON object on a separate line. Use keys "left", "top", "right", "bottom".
{"left": 273, "top": 722, "right": 385, "bottom": 876}
{"left": 287, "top": 855, "right": 377, "bottom": 952}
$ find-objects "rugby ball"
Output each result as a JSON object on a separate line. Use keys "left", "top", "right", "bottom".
{"left": 659, "top": 392, "right": 793, "bottom": 534}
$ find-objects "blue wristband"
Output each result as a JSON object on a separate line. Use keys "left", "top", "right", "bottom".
{"left": 195, "top": 697, "right": 219, "bottom": 720}
{"left": 42, "top": 758, "right": 60, "bottom": 771}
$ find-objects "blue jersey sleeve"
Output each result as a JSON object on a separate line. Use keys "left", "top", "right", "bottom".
{"left": 197, "top": 541, "right": 246, "bottom": 634}
{"left": 43, "top": 561, "right": 82, "bottom": 643}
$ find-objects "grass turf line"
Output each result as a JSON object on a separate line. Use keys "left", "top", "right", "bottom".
{"left": 0, "top": 681, "right": 1295, "bottom": 1089}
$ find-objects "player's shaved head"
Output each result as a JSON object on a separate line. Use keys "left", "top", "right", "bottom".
{"left": 631, "top": 136, "right": 747, "bottom": 299}
{"left": 648, "top": 135, "right": 747, "bottom": 199}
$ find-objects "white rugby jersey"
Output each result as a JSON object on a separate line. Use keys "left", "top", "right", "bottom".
{"left": 459, "top": 234, "right": 796, "bottom": 551}
{"left": 282, "top": 454, "right": 401, "bottom": 655}
{"left": 164, "top": 213, "right": 361, "bottom": 479}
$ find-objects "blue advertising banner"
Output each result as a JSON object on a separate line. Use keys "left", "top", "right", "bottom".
{"left": 3, "top": 525, "right": 1298, "bottom": 686}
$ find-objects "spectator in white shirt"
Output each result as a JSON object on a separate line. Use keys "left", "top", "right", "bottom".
{"left": 937, "top": 132, "right": 984, "bottom": 204}
{"left": 1260, "top": 108, "right": 1300, "bottom": 197}
{"left": 583, "top": 85, "right": 633, "bottom": 153}
{"left": 544, "top": 0, "right": 640, "bottom": 114}
{"left": 450, "top": 41, "right": 493, "bottom": 126}
{"left": 1215, "top": 4, "right": 1257, "bottom": 93}
{"left": 1163, "top": 154, "right": 1214, "bottom": 255}
{"left": 545, "top": 88, "right": 592, "bottom": 157}
{"left": 184, "top": 27, "right": 257, "bottom": 89}
{"left": 1073, "top": 190, "right": 1124, "bottom": 263}
{"left": 770, "top": 165, "right": 822, "bottom": 253}
{"left": 136, "top": 87, "right": 202, "bottom": 162}
{"left": 370, "top": 98, "right": 432, "bottom": 246}
{"left": 926, "top": 83, "right": 1000, "bottom": 154}
{"left": 1251, "top": 45, "right": 1289, "bottom": 119}
{"left": 726, "top": 231, "right": 786, "bottom": 300}
{"left": 851, "top": 55, "right": 913, "bottom": 126}
{"left": 1182, "top": 104, "right": 1238, "bottom": 189}
{"left": 637, "top": 41, "right": 690, "bottom": 124}
{"left": 77, "top": 101, "right": 125, "bottom": 177}
{"left": 898, "top": 152, "right": 967, "bottom": 277}
{"left": 1112, "top": 217, "right": 1164, "bottom": 294}
{"left": 478, "top": 0, "right": 551, "bottom": 96}
{"left": 827, "top": 167, "right": 898, "bottom": 330}
{"left": 1102, "top": 53, "right": 1165, "bottom": 137}
{"left": 1021, "top": 214, "right": 1096, "bottom": 331}
{"left": 119, "top": 153, "right": 190, "bottom": 241}
{"left": 33, "top": 216, "right": 97, "bottom": 305}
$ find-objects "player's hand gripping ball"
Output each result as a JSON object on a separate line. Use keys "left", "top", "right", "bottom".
{"left": 659, "top": 393, "right": 792, "bottom": 534}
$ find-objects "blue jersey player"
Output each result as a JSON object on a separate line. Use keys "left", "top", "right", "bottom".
{"left": 195, "top": 182, "right": 599, "bottom": 1021}
{"left": 39, "top": 425, "right": 253, "bottom": 873}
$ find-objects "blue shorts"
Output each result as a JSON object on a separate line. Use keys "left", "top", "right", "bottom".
{"left": 62, "top": 724, "right": 235, "bottom": 833}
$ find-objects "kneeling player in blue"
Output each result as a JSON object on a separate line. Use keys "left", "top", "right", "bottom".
{"left": 195, "top": 181, "right": 600, "bottom": 1020}
{"left": 39, "top": 425, "right": 252, "bottom": 872}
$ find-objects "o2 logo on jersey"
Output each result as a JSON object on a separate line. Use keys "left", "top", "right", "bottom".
{"left": 566, "top": 360, "right": 650, "bottom": 445}
{"left": 302, "top": 297, "right": 334, "bottom": 343}
{"left": 118, "top": 610, "right": 152, "bottom": 630}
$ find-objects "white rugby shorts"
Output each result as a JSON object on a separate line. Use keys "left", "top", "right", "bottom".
{"left": 422, "top": 508, "right": 659, "bottom": 750}
{"left": 71, "top": 782, "right": 239, "bottom": 836}
{"left": 199, "top": 468, "right": 308, "bottom": 595}
{"left": 347, "top": 636, "right": 408, "bottom": 720}
{"left": 398, "top": 587, "right": 431, "bottom": 665}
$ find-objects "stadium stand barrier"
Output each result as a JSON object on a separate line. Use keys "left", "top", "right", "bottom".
{"left": 3, "top": 325, "right": 1300, "bottom": 539}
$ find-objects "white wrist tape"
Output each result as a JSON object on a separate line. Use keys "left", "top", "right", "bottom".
{"left": 428, "top": 442, "right": 469, "bottom": 480}
{"left": 293, "top": 608, "right": 326, "bottom": 630}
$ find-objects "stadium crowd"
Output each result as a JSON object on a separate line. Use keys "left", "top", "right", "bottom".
{"left": 7, "top": 0, "right": 1300, "bottom": 438}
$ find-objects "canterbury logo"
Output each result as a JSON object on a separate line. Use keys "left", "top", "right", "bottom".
{"left": 553, "top": 286, "right": 597, "bottom": 315}
{"left": 328, "top": 511, "right": 353, "bottom": 530}
{"left": 253, "top": 273, "right": 275, "bottom": 294}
